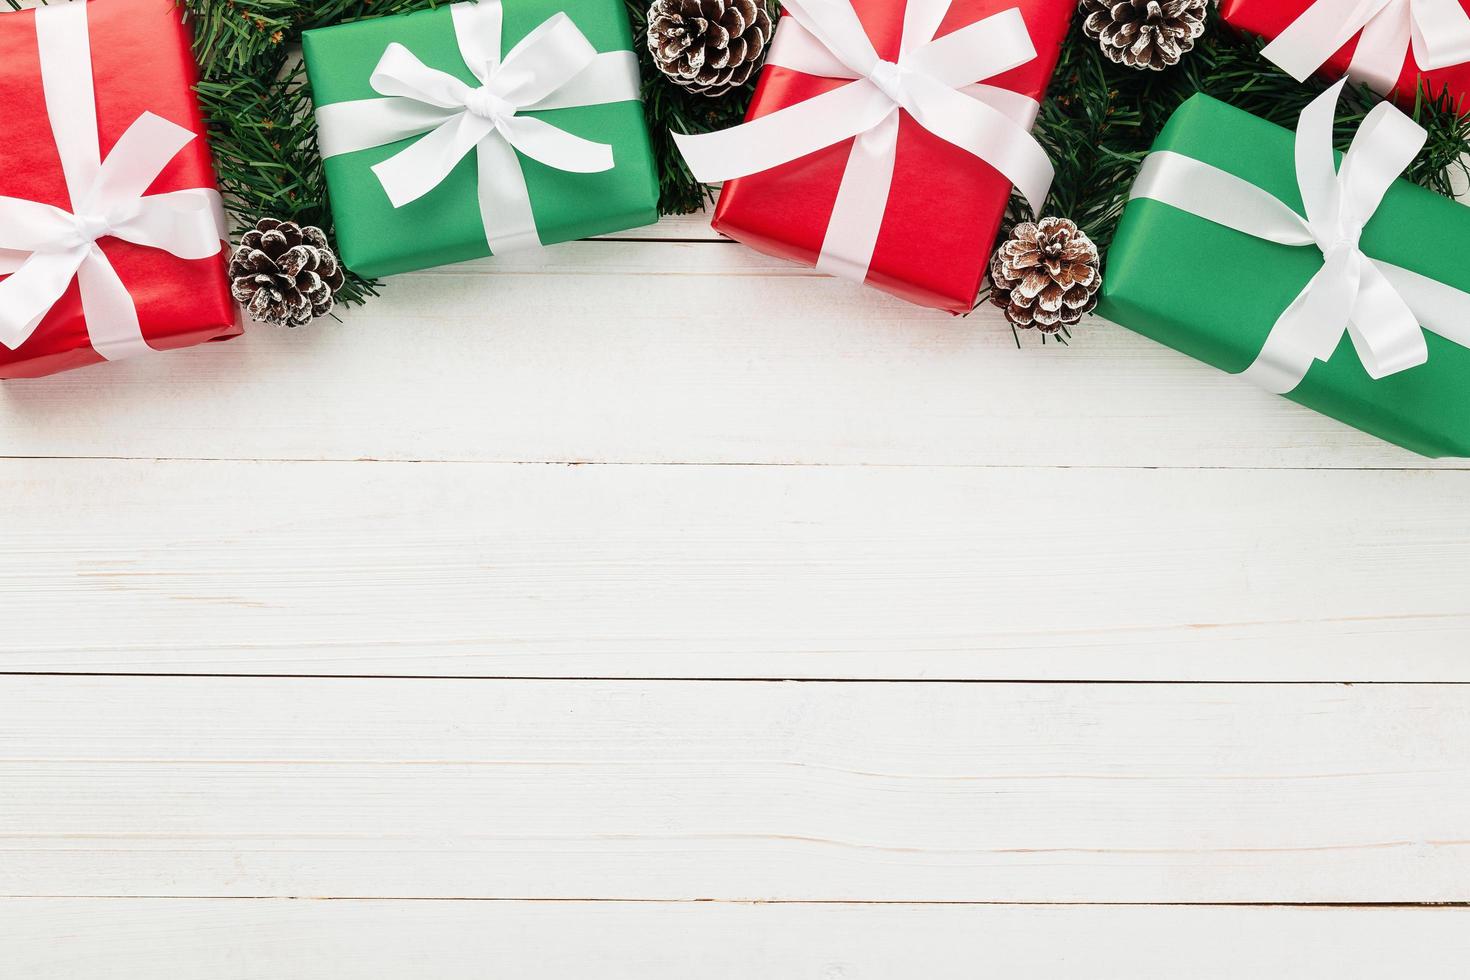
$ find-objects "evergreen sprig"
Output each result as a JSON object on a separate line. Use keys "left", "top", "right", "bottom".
{"left": 1026, "top": 13, "right": 1470, "bottom": 259}
{"left": 12, "top": 2, "right": 1470, "bottom": 319}
{"left": 55, "top": 0, "right": 757, "bottom": 304}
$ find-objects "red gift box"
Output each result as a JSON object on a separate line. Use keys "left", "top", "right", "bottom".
{"left": 709, "top": 0, "right": 1073, "bottom": 314}
{"left": 0, "top": 0, "right": 237, "bottom": 380}
{"left": 1221, "top": 0, "right": 1470, "bottom": 113}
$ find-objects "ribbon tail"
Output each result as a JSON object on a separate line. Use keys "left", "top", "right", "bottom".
{"left": 1239, "top": 252, "right": 1361, "bottom": 395}
{"left": 1346, "top": 258, "right": 1429, "bottom": 378}
{"left": 0, "top": 250, "right": 30, "bottom": 275}
{"left": 497, "top": 115, "right": 614, "bottom": 173}
{"left": 816, "top": 110, "right": 900, "bottom": 283}
{"left": 672, "top": 81, "right": 893, "bottom": 183}
{"left": 372, "top": 112, "right": 497, "bottom": 208}
{"left": 76, "top": 246, "right": 153, "bottom": 362}
{"left": 81, "top": 112, "right": 197, "bottom": 217}
{"left": 475, "top": 132, "right": 541, "bottom": 254}
{"left": 0, "top": 249, "right": 88, "bottom": 351}
{"left": 1348, "top": 1, "right": 1413, "bottom": 94}
{"left": 1262, "top": 0, "right": 1392, "bottom": 82}
{"left": 1411, "top": 0, "right": 1470, "bottom": 71}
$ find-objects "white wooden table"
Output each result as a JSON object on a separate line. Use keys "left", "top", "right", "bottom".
{"left": 2, "top": 213, "right": 1468, "bottom": 977}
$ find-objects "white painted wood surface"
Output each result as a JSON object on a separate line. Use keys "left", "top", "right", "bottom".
{"left": 3, "top": 678, "right": 1467, "bottom": 902}
{"left": 2, "top": 215, "right": 1467, "bottom": 973}
{"left": 5, "top": 900, "right": 1469, "bottom": 979}
{"left": 2, "top": 459, "right": 1469, "bottom": 679}
{"left": 4, "top": 233, "right": 1469, "bottom": 470}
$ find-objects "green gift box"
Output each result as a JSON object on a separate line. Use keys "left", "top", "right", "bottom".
{"left": 303, "top": 0, "right": 659, "bottom": 278}
{"left": 1100, "top": 91, "right": 1470, "bottom": 458}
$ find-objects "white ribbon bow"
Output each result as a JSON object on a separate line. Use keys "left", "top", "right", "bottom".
{"left": 1130, "top": 79, "right": 1470, "bottom": 394}
{"left": 315, "top": 0, "right": 641, "bottom": 254}
{"left": 673, "top": 0, "right": 1054, "bottom": 284}
{"left": 0, "top": 1, "right": 226, "bottom": 360}
{"left": 1262, "top": 0, "right": 1470, "bottom": 94}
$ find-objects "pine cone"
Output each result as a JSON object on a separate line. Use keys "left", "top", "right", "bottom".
{"left": 989, "top": 218, "right": 1101, "bottom": 334}
{"left": 647, "top": 0, "right": 773, "bottom": 97}
{"left": 228, "top": 218, "right": 346, "bottom": 328}
{"left": 1081, "top": 0, "right": 1208, "bottom": 71}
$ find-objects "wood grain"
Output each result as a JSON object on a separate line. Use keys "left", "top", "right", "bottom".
{"left": 2, "top": 677, "right": 1467, "bottom": 902}
{"left": 3, "top": 203, "right": 1466, "bottom": 964}
{"left": 4, "top": 899, "right": 1468, "bottom": 979}
{"left": 0, "top": 233, "right": 1464, "bottom": 470}
{"left": 1, "top": 458, "right": 1467, "bottom": 679}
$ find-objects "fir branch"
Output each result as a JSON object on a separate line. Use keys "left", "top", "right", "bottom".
{"left": 626, "top": 0, "right": 759, "bottom": 214}
{"left": 1026, "top": 13, "right": 1470, "bottom": 262}
{"left": 179, "top": 0, "right": 755, "bottom": 303}
{"left": 16, "top": 1, "right": 1470, "bottom": 319}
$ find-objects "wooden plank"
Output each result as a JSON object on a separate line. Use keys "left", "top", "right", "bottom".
{"left": 1, "top": 459, "right": 1468, "bottom": 679}
{"left": 1, "top": 677, "right": 1466, "bottom": 901}
{"left": 0, "top": 241, "right": 1463, "bottom": 470}
{"left": 2, "top": 899, "right": 1468, "bottom": 979}
{"left": 593, "top": 209, "right": 725, "bottom": 240}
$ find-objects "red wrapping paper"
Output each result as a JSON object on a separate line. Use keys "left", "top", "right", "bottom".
{"left": 1221, "top": 0, "right": 1470, "bottom": 113}
{"left": 710, "top": 0, "right": 1073, "bottom": 314}
{"left": 0, "top": 0, "right": 237, "bottom": 380}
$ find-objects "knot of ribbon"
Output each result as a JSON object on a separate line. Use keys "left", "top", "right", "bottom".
{"left": 315, "top": 0, "right": 642, "bottom": 255}
{"left": 866, "top": 59, "right": 913, "bottom": 105}
{"left": 0, "top": 1, "right": 226, "bottom": 360}
{"left": 463, "top": 86, "right": 519, "bottom": 123}
{"left": 1129, "top": 79, "right": 1470, "bottom": 394}
{"left": 1262, "top": 0, "right": 1470, "bottom": 94}
{"left": 672, "top": 0, "right": 1054, "bottom": 284}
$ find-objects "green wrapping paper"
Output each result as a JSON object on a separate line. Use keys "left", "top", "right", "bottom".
{"left": 302, "top": 0, "right": 659, "bottom": 278}
{"left": 1100, "top": 94, "right": 1470, "bottom": 458}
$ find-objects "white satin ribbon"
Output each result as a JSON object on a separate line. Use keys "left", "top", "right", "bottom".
{"left": 1262, "top": 0, "right": 1470, "bottom": 94}
{"left": 672, "top": 0, "right": 1053, "bottom": 284}
{"left": 315, "top": 0, "right": 641, "bottom": 254}
{"left": 1129, "top": 80, "right": 1470, "bottom": 394}
{"left": 0, "top": 1, "right": 226, "bottom": 359}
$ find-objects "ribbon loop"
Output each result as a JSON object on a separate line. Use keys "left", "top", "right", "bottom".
{"left": 0, "top": 3, "right": 225, "bottom": 358}
{"left": 491, "top": 13, "right": 599, "bottom": 106}
{"left": 672, "top": 1, "right": 1054, "bottom": 286}
{"left": 370, "top": 43, "right": 477, "bottom": 108}
{"left": 315, "top": 0, "right": 640, "bottom": 255}
{"left": 1261, "top": 0, "right": 1470, "bottom": 93}
{"left": 1339, "top": 103, "right": 1427, "bottom": 230}
{"left": 1128, "top": 82, "right": 1470, "bottom": 393}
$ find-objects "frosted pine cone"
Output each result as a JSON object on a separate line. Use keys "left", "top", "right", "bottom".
{"left": 1081, "top": 0, "right": 1208, "bottom": 71}
{"left": 229, "top": 218, "right": 345, "bottom": 328}
{"left": 989, "top": 218, "right": 1101, "bottom": 334}
{"left": 647, "top": 0, "right": 773, "bottom": 97}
